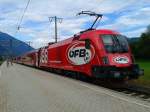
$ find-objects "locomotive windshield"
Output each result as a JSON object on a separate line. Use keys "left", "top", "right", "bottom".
{"left": 101, "top": 35, "right": 129, "bottom": 53}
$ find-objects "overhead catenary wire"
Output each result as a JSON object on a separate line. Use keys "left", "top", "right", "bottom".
{"left": 16, "top": 0, "right": 31, "bottom": 31}
{"left": 14, "top": 0, "right": 31, "bottom": 47}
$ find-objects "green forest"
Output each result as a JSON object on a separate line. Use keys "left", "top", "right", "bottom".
{"left": 130, "top": 25, "right": 150, "bottom": 86}
{"left": 130, "top": 25, "right": 150, "bottom": 59}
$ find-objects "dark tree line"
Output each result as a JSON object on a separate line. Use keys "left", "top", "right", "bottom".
{"left": 0, "top": 56, "right": 3, "bottom": 65}
{"left": 130, "top": 25, "right": 150, "bottom": 59}
{"left": 0, "top": 56, "right": 2, "bottom": 61}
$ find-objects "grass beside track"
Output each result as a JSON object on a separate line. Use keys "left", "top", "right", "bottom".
{"left": 131, "top": 60, "right": 150, "bottom": 87}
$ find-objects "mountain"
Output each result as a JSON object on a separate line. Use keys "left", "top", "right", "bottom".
{"left": 0, "top": 31, "right": 34, "bottom": 57}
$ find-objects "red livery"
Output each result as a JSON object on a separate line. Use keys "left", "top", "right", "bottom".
{"left": 15, "top": 11, "right": 144, "bottom": 80}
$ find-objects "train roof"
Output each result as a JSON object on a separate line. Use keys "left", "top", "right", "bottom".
{"left": 18, "top": 29, "right": 122, "bottom": 55}
{"left": 21, "top": 49, "right": 38, "bottom": 56}
{"left": 80, "top": 29, "right": 119, "bottom": 35}
{"left": 48, "top": 38, "right": 73, "bottom": 48}
{"left": 48, "top": 29, "right": 120, "bottom": 48}
{"left": 42, "top": 29, "right": 119, "bottom": 48}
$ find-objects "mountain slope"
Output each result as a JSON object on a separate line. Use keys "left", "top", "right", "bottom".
{"left": 0, "top": 32, "right": 34, "bottom": 57}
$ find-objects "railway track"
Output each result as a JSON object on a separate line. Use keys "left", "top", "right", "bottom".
{"left": 116, "top": 84, "right": 150, "bottom": 102}
{"left": 93, "top": 81, "right": 150, "bottom": 103}
{"left": 125, "top": 84, "right": 150, "bottom": 95}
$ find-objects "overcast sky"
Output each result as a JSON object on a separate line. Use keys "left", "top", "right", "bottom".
{"left": 0, "top": 0, "right": 150, "bottom": 48}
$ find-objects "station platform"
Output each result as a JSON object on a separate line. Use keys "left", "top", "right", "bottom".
{"left": 0, "top": 63, "right": 149, "bottom": 112}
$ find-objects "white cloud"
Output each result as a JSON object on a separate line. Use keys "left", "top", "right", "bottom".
{"left": 0, "top": 0, "right": 150, "bottom": 48}
{"left": 100, "top": 6, "right": 150, "bottom": 34}
{"left": 123, "top": 28, "right": 146, "bottom": 37}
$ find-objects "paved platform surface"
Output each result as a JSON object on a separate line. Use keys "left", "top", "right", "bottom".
{"left": 0, "top": 63, "right": 150, "bottom": 112}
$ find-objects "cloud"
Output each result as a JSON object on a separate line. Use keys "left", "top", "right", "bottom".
{"left": 0, "top": 0, "right": 150, "bottom": 48}
{"left": 123, "top": 27, "right": 146, "bottom": 37}
{"left": 100, "top": 6, "right": 150, "bottom": 34}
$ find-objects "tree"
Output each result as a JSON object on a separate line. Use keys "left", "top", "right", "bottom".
{"left": 130, "top": 25, "right": 150, "bottom": 59}
{"left": 0, "top": 56, "right": 2, "bottom": 61}
{"left": 138, "top": 28, "right": 150, "bottom": 59}
{"left": 146, "top": 25, "right": 150, "bottom": 34}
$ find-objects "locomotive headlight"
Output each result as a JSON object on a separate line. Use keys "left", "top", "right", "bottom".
{"left": 102, "top": 56, "right": 109, "bottom": 64}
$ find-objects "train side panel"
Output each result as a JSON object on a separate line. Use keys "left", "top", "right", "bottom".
{"left": 39, "top": 35, "right": 101, "bottom": 77}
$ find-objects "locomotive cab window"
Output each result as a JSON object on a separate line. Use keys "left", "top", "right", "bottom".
{"left": 85, "top": 39, "right": 91, "bottom": 49}
{"left": 101, "top": 35, "right": 129, "bottom": 53}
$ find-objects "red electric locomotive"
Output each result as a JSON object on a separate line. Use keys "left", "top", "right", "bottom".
{"left": 16, "top": 11, "right": 144, "bottom": 80}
